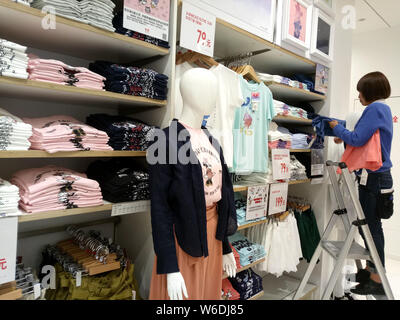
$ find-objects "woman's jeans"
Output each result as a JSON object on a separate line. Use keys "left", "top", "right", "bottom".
{"left": 358, "top": 170, "right": 393, "bottom": 273}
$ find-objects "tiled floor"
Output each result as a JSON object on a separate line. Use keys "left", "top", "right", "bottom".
{"left": 385, "top": 259, "right": 400, "bottom": 300}
{"left": 346, "top": 259, "right": 400, "bottom": 300}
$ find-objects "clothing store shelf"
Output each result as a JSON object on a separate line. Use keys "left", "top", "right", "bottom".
{"left": 237, "top": 219, "right": 268, "bottom": 231}
{"left": 266, "top": 83, "right": 326, "bottom": 103}
{"left": 290, "top": 149, "right": 311, "bottom": 153}
{"left": 0, "top": 77, "right": 167, "bottom": 108}
{"left": 0, "top": 150, "right": 147, "bottom": 159}
{"left": 17, "top": 204, "right": 113, "bottom": 223}
{"left": 273, "top": 115, "right": 313, "bottom": 125}
{"left": 233, "top": 179, "right": 311, "bottom": 192}
{"left": 177, "top": 1, "right": 315, "bottom": 75}
{"left": 222, "top": 258, "right": 266, "bottom": 280}
{"left": 0, "top": 0, "right": 169, "bottom": 63}
{"left": 259, "top": 274, "right": 317, "bottom": 300}
{"left": 18, "top": 200, "right": 151, "bottom": 223}
{"left": 247, "top": 290, "right": 265, "bottom": 301}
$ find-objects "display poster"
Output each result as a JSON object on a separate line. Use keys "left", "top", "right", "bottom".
{"left": 246, "top": 185, "right": 269, "bottom": 221}
{"left": 123, "top": 0, "right": 170, "bottom": 41}
{"left": 268, "top": 183, "right": 288, "bottom": 215}
{"left": 180, "top": 1, "right": 216, "bottom": 57}
{"left": 272, "top": 149, "right": 291, "bottom": 180}
{"left": 0, "top": 217, "right": 18, "bottom": 285}
{"left": 197, "top": 0, "right": 275, "bottom": 42}
{"left": 315, "top": 63, "right": 330, "bottom": 95}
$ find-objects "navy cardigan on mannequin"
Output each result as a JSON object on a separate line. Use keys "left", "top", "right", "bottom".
{"left": 148, "top": 119, "right": 237, "bottom": 274}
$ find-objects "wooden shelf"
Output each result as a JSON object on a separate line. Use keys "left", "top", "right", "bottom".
{"left": 0, "top": 76, "right": 167, "bottom": 108}
{"left": 0, "top": 150, "right": 147, "bottom": 159}
{"left": 237, "top": 219, "right": 268, "bottom": 231}
{"left": 247, "top": 290, "right": 265, "bottom": 301}
{"left": 222, "top": 258, "right": 266, "bottom": 280}
{"left": 266, "top": 82, "right": 326, "bottom": 103}
{"left": 290, "top": 149, "right": 311, "bottom": 153}
{"left": 0, "top": 0, "right": 168, "bottom": 63}
{"left": 233, "top": 179, "right": 311, "bottom": 192}
{"left": 177, "top": 0, "right": 315, "bottom": 76}
{"left": 273, "top": 115, "right": 313, "bottom": 125}
{"left": 18, "top": 200, "right": 151, "bottom": 223}
{"left": 18, "top": 204, "right": 113, "bottom": 223}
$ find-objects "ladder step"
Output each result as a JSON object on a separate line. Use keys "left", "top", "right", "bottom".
{"left": 321, "top": 241, "right": 370, "bottom": 260}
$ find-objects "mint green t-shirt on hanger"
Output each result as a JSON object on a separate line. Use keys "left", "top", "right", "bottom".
{"left": 232, "top": 76, "right": 275, "bottom": 174}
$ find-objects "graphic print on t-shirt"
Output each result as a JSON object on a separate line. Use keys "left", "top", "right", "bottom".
{"left": 193, "top": 146, "right": 222, "bottom": 199}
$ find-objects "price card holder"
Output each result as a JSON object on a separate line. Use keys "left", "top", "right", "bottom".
{"left": 33, "top": 283, "right": 41, "bottom": 300}
{"left": 268, "top": 183, "right": 288, "bottom": 215}
{"left": 246, "top": 185, "right": 269, "bottom": 221}
{"left": 180, "top": 1, "right": 216, "bottom": 57}
{"left": 112, "top": 201, "right": 151, "bottom": 217}
{"left": 271, "top": 149, "right": 291, "bottom": 180}
{"left": 0, "top": 217, "right": 18, "bottom": 285}
{"left": 311, "top": 149, "right": 325, "bottom": 177}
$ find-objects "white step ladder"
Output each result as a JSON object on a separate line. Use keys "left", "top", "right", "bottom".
{"left": 293, "top": 161, "right": 394, "bottom": 300}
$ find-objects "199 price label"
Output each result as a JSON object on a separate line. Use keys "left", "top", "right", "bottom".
{"left": 180, "top": 1, "right": 216, "bottom": 57}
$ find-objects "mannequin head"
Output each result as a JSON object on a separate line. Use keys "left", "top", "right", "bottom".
{"left": 179, "top": 68, "right": 218, "bottom": 128}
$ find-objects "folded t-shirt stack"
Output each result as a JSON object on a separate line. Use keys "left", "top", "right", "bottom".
{"left": 89, "top": 61, "right": 168, "bottom": 100}
{"left": 28, "top": 55, "right": 106, "bottom": 90}
{"left": 31, "top": 0, "right": 115, "bottom": 32}
{"left": 268, "top": 122, "right": 292, "bottom": 149}
{"left": 0, "top": 178, "right": 20, "bottom": 217}
{"left": 229, "top": 232, "right": 266, "bottom": 267}
{"left": 290, "top": 156, "right": 308, "bottom": 181}
{"left": 23, "top": 115, "right": 112, "bottom": 153}
{"left": 0, "top": 38, "right": 29, "bottom": 79}
{"left": 221, "top": 278, "right": 240, "bottom": 301}
{"left": 258, "top": 73, "right": 309, "bottom": 91}
{"left": 86, "top": 114, "right": 156, "bottom": 151}
{"left": 291, "top": 133, "right": 310, "bottom": 149}
{"left": 274, "top": 100, "right": 308, "bottom": 119}
{"left": 113, "top": 12, "right": 170, "bottom": 49}
{"left": 228, "top": 269, "right": 263, "bottom": 300}
{"left": 12, "top": 0, "right": 31, "bottom": 6}
{"left": 0, "top": 107, "right": 32, "bottom": 151}
{"left": 87, "top": 159, "right": 150, "bottom": 203}
{"left": 235, "top": 196, "right": 267, "bottom": 227}
{"left": 11, "top": 165, "right": 103, "bottom": 213}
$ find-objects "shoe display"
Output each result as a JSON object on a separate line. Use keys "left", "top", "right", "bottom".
{"left": 350, "top": 278, "right": 385, "bottom": 296}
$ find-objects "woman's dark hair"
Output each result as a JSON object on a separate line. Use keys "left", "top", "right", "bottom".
{"left": 357, "top": 71, "right": 391, "bottom": 103}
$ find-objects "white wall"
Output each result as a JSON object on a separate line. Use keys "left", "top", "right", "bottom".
{"left": 351, "top": 26, "right": 400, "bottom": 260}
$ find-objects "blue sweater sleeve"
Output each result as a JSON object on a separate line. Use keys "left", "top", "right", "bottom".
{"left": 332, "top": 107, "right": 379, "bottom": 147}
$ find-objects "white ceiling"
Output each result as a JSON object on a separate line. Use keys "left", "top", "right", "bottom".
{"left": 354, "top": 0, "right": 400, "bottom": 34}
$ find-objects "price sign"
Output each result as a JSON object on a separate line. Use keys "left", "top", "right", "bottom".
{"left": 246, "top": 185, "right": 269, "bottom": 221}
{"left": 123, "top": 0, "right": 170, "bottom": 41}
{"left": 0, "top": 217, "right": 18, "bottom": 285}
{"left": 268, "top": 183, "right": 288, "bottom": 215}
{"left": 271, "top": 149, "right": 291, "bottom": 180}
{"left": 311, "top": 149, "right": 325, "bottom": 176}
{"left": 112, "top": 200, "right": 151, "bottom": 217}
{"left": 180, "top": 1, "right": 216, "bottom": 57}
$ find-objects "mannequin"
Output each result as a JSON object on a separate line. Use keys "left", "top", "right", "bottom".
{"left": 148, "top": 68, "right": 237, "bottom": 301}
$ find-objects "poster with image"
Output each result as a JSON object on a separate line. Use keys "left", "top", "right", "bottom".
{"left": 315, "top": 63, "right": 329, "bottom": 95}
{"left": 317, "top": 17, "right": 331, "bottom": 55}
{"left": 288, "top": 0, "right": 307, "bottom": 41}
{"left": 123, "top": 0, "right": 170, "bottom": 41}
{"left": 196, "top": 0, "right": 276, "bottom": 42}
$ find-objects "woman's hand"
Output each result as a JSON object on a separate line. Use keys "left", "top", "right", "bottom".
{"left": 329, "top": 120, "right": 339, "bottom": 129}
{"left": 334, "top": 137, "right": 343, "bottom": 144}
